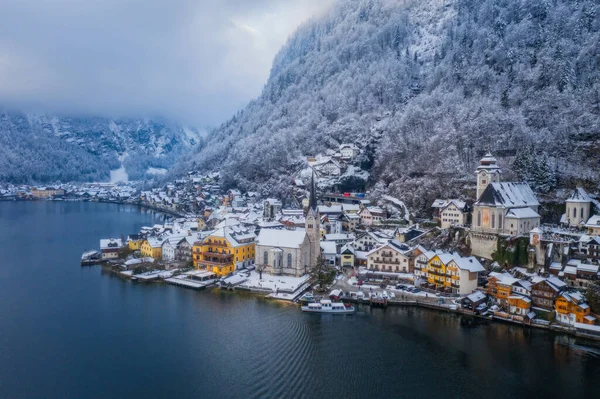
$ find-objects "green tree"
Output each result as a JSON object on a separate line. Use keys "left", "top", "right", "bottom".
{"left": 586, "top": 282, "right": 600, "bottom": 314}
{"left": 311, "top": 253, "right": 336, "bottom": 291}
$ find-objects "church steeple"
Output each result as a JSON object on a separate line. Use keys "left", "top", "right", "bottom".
{"left": 309, "top": 171, "right": 317, "bottom": 211}
{"left": 305, "top": 171, "right": 320, "bottom": 269}
{"left": 476, "top": 151, "right": 501, "bottom": 199}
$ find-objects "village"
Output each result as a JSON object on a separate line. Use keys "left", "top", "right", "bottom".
{"left": 5, "top": 149, "right": 600, "bottom": 341}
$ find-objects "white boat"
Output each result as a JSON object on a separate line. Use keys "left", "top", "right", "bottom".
{"left": 301, "top": 299, "right": 355, "bottom": 314}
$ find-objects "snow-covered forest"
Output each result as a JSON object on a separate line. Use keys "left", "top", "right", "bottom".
{"left": 0, "top": 110, "right": 203, "bottom": 183}
{"left": 178, "top": 0, "right": 600, "bottom": 213}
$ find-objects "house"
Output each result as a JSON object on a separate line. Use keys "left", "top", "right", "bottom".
{"left": 584, "top": 215, "right": 600, "bottom": 236}
{"left": 314, "top": 159, "right": 342, "bottom": 176}
{"left": 359, "top": 207, "right": 385, "bottom": 226}
{"left": 127, "top": 234, "right": 143, "bottom": 251}
{"left": 560, "top": 187, "right": 592, "bottom": 227}
{"left": 366, "top": 240, "right": 412, "bottom": 274}
{"left": 578, "top": 234, "right": 600, "bottom": 263}
{"left": 341, "top": 212, "right": 360, "bottom": 232}
{"left": 554, "top": 291, "right": 594, "bottom": 326}
{"left": 425, "top": 253, "right": 484, "bottom": 295}
{"left": 352, "top": 231, "right": 391, "bottom": 252}
{"left": 263, "top": 198, "right": 282, "bottom": 220}
{"left": 339, "top": 143, "right": 359, "bottom": 160}
{"left": 437, "top": 200, "right": 468, "bottom": 229}
{"left": 340, "top": 244, "right": 356, "bottom": 268}
{"left": 141, "top": 237, "right": 163, "bottom": 260}
{"left": 472, "top": 153, "right": 540, "bottom": 236}
{"left": 531, "top": 277, "right": 566, "bottom": 310}
{"left": 192, "top": 226, "right": 256, "bottom": 276}
{"left": 177, "top": 236, "right": 194, "bottom": 263}
{"left": 461, "top": 291, "right": 487, "bottom": 311}
{"left": 100, "top": 238, "right": 123, "bottom": 260}
{"left": 320, "top": 241, "right": 337, "bottom": 267}
{"left": 507, "top": 295, "right": 532, "bottom": 316}
{"left": 486, "top": 272, "right": 519, "bottom": 305}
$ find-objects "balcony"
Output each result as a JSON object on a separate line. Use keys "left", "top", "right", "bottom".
{"left": 428, "top": 269, "right": 445, "bottom": 277}
{"left": 429, "top": 263, "right": 443, "bottom": 269}
{"left": 380, "top": 252, "right": 394, "bottom": 258}
{"left": 199, "top": 259, "right": 231, "bottom": 267}
{"left": 201, "top": 241, "right": 228, "bottom": 248}
{"left": 203, "top": 251, "right": 232, "bottom": 259}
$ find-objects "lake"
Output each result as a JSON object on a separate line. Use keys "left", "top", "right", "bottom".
{"left": 0, "top": 201, "right": 599, "bottom": 399}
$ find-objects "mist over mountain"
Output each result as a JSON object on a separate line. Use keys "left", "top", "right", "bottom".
{"left": 179, "top": 0, "right": 600, "bottom": 212}
{"left": 0, "top": 109, "right": 203, "bottom": 183}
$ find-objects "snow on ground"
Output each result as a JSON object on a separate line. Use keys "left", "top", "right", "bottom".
{"left": 110, "top": 165, "right": 129, "bottom": 183}
{"left": 147, "top": 167, "right": 168, "bottom": 175}
{"left": 239, "top": 270, "right": 310, "bottom": 293}
{"left": 382, "top": 195, "right": 410, "bottom": 221}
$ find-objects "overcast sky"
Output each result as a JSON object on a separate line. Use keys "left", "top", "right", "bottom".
{"left": 0, "top": 0, "right": 335, "bottom": 126}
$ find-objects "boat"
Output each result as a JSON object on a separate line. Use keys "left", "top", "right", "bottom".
{"left": 301, "top": 299, "right": 355, "bottom": 314}
{"left": 81, "top": 250, "right": 101, "bottom": 265}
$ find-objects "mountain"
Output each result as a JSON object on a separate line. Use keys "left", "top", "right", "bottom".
{"left": 0, "top": 109, "right": 203, "bottom": 183}
{"left": 180, "top": 0, "right": 600, "bottom": 214}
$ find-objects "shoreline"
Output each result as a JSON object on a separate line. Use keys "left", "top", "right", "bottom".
{"left": 97, "top": 261, "right": 600, "bottom": 343}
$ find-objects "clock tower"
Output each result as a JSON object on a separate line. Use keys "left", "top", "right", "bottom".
{"left": 476, "top": 152, "right": 501, "bottom": 199}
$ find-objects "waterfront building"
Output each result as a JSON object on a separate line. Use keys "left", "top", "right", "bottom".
{"left": 30, "top": 186, "right": 65, "bottom": 199}
{"left": 531, "top": 277, "right": 566, "bottom": 310}
{"left": 460, "top": 291, "right": 487, "bottom": 311}
{"left": 554, "top": 291, "right": 595, "bottom": 325}
{"left": 100, "top": 238, "right": 123, "bottom": 260}
{"left": 487, "top": 272, "right": 519, "bottom": 306}
{"left": 127, "top": 234, "right": 143, "bottom": 251}
{"left": 425, "top": 253, "right": 484, "bottom": 295}
{"left": 256, "top": 228, "right": 312, "bottom": 277}
{"left": 192, "top": 226, "right": 256, "bottom": 276}
{"left": 366, "top": 240, "right": 411, "bottom": 273}
{"left": 141, "top": 237, "right": 163, "bottom": 259}
{"left": 507, "top": 295, "right": 532, "bottom": 316}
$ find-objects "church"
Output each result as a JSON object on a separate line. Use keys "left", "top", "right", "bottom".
{"left": 255, "top": 175, "right": 321, "bottom": 277}
{"left": 472, "top": 152, "right": 541, "bottom": 236}
{"left": 470, "top": 153, "right": 541, "bottom": 259}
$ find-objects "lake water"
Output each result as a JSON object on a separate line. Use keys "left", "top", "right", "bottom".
{"left": 1, "top": 201, "right": 599, "bottom": 399}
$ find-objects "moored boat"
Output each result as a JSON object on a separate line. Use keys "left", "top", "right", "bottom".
{"left": 81, "top": 250, "right": 101, "bottom": 265}
{"left": 301, "top": 299, "right": 354, "bottom": 314}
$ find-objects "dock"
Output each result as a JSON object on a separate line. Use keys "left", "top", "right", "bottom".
{"left": 165, "top": 270, "right": 217, "bottom": 290}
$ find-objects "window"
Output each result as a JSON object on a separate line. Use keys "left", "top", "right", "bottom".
{"left": 287, "top": 253, "right": 292, "bottom": 268}
{"left": 581, "top": 207, "right": 584, "bottom": 218}
{"left": 263, "top": 251, "right": 268, "bottom": 265}
{"left": 491, "top": 213, "right": 495, "bottom": 229}
{"left": 477, "top": 211, "right": 481, "bottom": 226}
{"left": 482, "top": 180, "right": 487, "bottom": 185}
{"left": 499, "top": 214, "right": 503, "bottom": 229}
{"left": 573, "top": 207, "right": 577, "bottom": 218}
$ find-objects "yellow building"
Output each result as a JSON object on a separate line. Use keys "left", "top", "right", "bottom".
{"left": 427, "top": 253, "right": 453, "bottom": 289}
{"left": 555, "top": 291, "right": 595, "bottom": 325}
{"left": 192, "top": 227, "right": 256, "bottom": 276}
{"left": 31, "top": 186, "right": 65, "bottom": 198}
{"left": 128, "top": 235, "right": 143, "bottom": 251}
{"left": 141, "top": 237, "right": 163, "bottom": 259}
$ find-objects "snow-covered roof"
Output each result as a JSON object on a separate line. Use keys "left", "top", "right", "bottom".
{"left": 466, "top": 291, "right": 487, "bottom": 302}
{"left": 489, "top": 272, "right": 519, "bottom": 286}
{"left": 100, "top": 238, "right": 123, "bottom": 250}
{"left": 476, "top": 182, "right": 539, "bottom": 208}
{"left": 320, "top": 241, "right": 337, "bottom": 255}
{"left": 577, "top": 263, "right": 599, "bottom": 273}
{"left": 451, "top": 256, "right": 485, "bottom": 272}
{"left": 505, "top": 207, "right": 540, "bottom": 219}
{"left": 567, "top": 187, "right": 592, "bottom": 203}
{"left": 257, "top": 229, "right": 306, "bottom": 249}
{"left": 584, "top": 215, "right": 600, "bottom": 227}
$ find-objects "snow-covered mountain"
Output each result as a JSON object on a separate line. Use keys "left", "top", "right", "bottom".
{"left": 0, "top": 109, "right": 203, "bottom": 183}
{"left": 179, "top": 0, "right": 600, "bottom": 213}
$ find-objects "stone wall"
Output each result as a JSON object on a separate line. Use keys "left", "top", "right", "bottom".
{"left": 469, "top": 232, "right": 498, "bottom": 260}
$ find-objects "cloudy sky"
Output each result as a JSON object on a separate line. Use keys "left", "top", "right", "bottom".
{"left": 0, "top": 0, "right": 335, "bottom": 126}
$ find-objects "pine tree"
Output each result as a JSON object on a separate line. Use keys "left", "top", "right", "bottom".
{"left": 311, "top": 253, "right": 336, "bottom": 291}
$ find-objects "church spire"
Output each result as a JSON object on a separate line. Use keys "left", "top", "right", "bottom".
{"left": 309, "top": 171, "right": 317, "bottom": 211}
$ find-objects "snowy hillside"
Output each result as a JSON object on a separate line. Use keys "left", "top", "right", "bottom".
{"left": 0, "top": 109, "right": 203, "bottom": 183}
{"left": 179, "top": 0, "right": 600, "bottom": 213}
